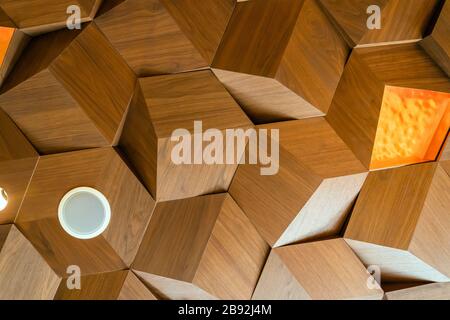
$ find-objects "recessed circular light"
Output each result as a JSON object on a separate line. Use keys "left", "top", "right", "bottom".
{"left": 58, "top": 187, "right": 111, "bottom": 240}
{"left": 0, "top": 188, "right": 8, "bottom": 211}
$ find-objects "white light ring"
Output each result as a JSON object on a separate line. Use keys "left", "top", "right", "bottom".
{"left": 58, "top": 187, "right": 111, "bottom": 240}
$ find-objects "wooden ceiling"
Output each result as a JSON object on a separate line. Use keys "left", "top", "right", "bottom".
{"left": 0, "top": 0, "right": 449, "bottom": 300}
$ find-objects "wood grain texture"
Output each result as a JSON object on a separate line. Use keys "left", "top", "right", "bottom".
{"left": 0, "top": 0, "right": 102, "bottom": 35}
{"left": 120, "top": 70, "right": 252, "bottom": 202}
{"left": 133, "top": 193, "right": 269, "bottom": 300}
{"left": 230, "top": 118, "right": 367, "bottom": 247}
{"left": 0, "top": 23, "right": 135, "bottom": 154}
{"left": 0, "top": 108, "right": 38, "bottom": 224}
{"left": 15, "top": 148, "right": 154, "bottom": 276}
{"left": 212, "top": 0, "right": 348, "bottom": 123}
{"left": 440, "top": 134, "right": 450, "bottom": 160}
{"left": 385, "top": 283, "right": 450, "bottom": 300}
{"left": 421, "top": 0, "right": 450, "bottom": 77}
{"left": 161, "top": 0, "right": 235, "bottom": 64}
{"left": 345, "top": 162, "right": 450, "bottom": 282}
{"left": 327, "top": 43, "right": 450, "bottom": 169}
{"left": 253, "top": 239, "right": 384, "bottom": 300}
{"left": 0, "top": 28, "right": 28, "bottom": 87}
{"left": 54, "top": 270, "right": 156, "bottom": 300}
{"left": 0, "top": 226, "right": 61, "bottom": 300}
{"left": 95, "top": 0, "right": 207, "bottom": 76}
{"left": 319, "top": 0, "right": 440, "bottom": 47}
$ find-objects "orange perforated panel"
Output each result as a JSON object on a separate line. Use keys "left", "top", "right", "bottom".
{"left": 0, "top": 27, "right": 14, "bottom": 66}
{"left": 371, "top": 86, "right": 450, "bottom": 170}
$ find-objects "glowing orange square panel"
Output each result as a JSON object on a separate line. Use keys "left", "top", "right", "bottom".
{"left": 371, "top": 86, "right": 450, "bottom": 170}
{"left": 0, "top": 27, "right": 14, "bottom": 66}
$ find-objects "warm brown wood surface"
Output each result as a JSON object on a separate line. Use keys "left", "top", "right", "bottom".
{"left": 120, "top": 70, "right": 252, "bottom": 201}
{"left": 0, "top": 23, "right": 135, "bottom": 154}
{"left": 15, "top": 148, "right": 155, "bottom": 276}
{"left": 213, "top": 0, "right": 349, "bottom": 123}
{"left": 95, "top": 0, "right": 208, "bottom": 76}
{"left": 385, "top": 283, "right": 450, "bottom": 300}
{"left": 230, "top": 118, "right": 367, "bottom": 247}
{"left": 253, "top": 239, "right": 384, "bottom": 300}
{"left": 319, "top": 0, "right": 440, "bottom": 47}
{"left": 345, "top": 162, "right": 450, "bottom": 282}
{"left": 0, "top": 0, "right": 102, "bottom": 35}
{"left": 327, "top": 43, "right": 450, "bottom": 169}
{"left": 0, "top": 226, "right": 61, "bottom": 299}
{"left": 421, "top": 0, "right": 450, "bottom": 76}
{"left": 133, "top": 193, "right": 268, "bottom": 300}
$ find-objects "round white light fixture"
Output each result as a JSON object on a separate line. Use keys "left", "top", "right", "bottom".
{"left": 0, "top": 188, "right": 8, "bottom": 211}
{"left": 58, "top": 187, "right": 111, "bottom": 240}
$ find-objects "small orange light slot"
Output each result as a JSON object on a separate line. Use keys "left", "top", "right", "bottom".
{"left": 0, "top": 27, "right": 15, "bottom": 66}
{"left": 371, "top": 86, "right": 450, "bottom": 170}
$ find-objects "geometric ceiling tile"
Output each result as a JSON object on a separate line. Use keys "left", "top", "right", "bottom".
{"left": 440, "top": 134, "right": 450, "bottom": 161}
{"left": 15, "top": 148, "right": 155, "bottom": 277}
{"left": 253, "top": 239, "right": 384, "bottom": 300}
{"left": 0, "top": 108, "right": 38, "bottom": 225}
{"left": 119, "top": 70, "right": 253, "bottom": 202}
{"left": 421, "top": 0, "right": 450, "bottom": 77}
{"left": 0, "top": 24, "right": 28, "bottom": 87}
{"left": 319, "top": 0, "right": 441, "bottom": 47}
{"left": 95, "top": 0, "right": 235, "bottom": 76}
{"left": 345, "top": 162, "right": 450, "bottom": 282}
{"left": 230, "top": 118, "right": 367, "bottom": 247}
{"left": 132, "top": 193, "right": 269, "bottom": 300}
{"left": 385, "top": 283, "right": 450, "bottom": 300}
{"left": 0, "top": 0, "right": 103, "bottom": 35}
{"left": 212, "top": 0, "right": 350, "bottom": 124}
{"left": 0, "top": 22, "right": 136, "bottom": 154}
{"left": 327, "top": 43, "right": 450, "bottom": 170}
{"left": 54, "top": 270, "right": 157, "bottom": 300}
{"left": 0, "top": 225, "right": 61, "bottom": 300}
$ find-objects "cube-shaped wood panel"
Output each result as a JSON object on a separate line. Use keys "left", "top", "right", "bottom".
{"left": 119, "top": 70, "right": 253, "bottom": 202}
{"left": 0, "top": 108, "right": 37, "bottom": 224}
{"left": 345, "top": 162, "right": 450, "bottom": 282}
{"left": 132, "top": 193, "right": 269, "bottom": 300}
{"left": 421, "top": 0, "right": 450, "bottom": 77}
{"left": 54, "top": 270, "right": 157, "bottom": 300}
{"left": 0, "top": 23, "right": 135, "bottom": 154}
{"left": 230, "top": 118, "right": 367, "bottom": 247}
{"left": 212, "top": 0, "right": 350, "bottom": 124}
{"left": 0, "top": 225, "right": 61, "bottom": 299}
{"left": 327, "top": 43, "right": 450, "bottom": 170}
{"left": 15, "top": 148, "right": 155, "bottom": 277}
{"left": 0, "top": 24, "right": 28, "bottom": 86}
{"left": 385, "top": 283, "right": 450, "bottom": 300}
{"left": 319, "top": 0, "right": 440, "bottom": 47}
{"left": 0, "top": 0, "right": 103, "bottom": 35}
{"left": 95, "top": 0, "right": 234, "bottom": 76}
{"left": 253, "top": 239, "right": 384, "bottom": 300}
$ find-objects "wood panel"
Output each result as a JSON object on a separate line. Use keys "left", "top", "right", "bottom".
{"left": 0, "top": 23, "right": 135, "bottom": 154}
{"left": 385, "top": 283, "right": 450, "bottom": 300}
{"left": 0, "top": 0, "right": 103, "bottom": 35}
{"left": 422, "top": 0, "right": 450, "bottom": 76}
{"left": 327, "top": 43, "right": 450, "bottom": 169}
{"left": 54, "top": 270, "right": 156, "bottom": 300}
{"left": 230, "top": 118, "right": 367, "bottom": 247}
{"left": 345, "top": 162, "right": 450, "bottom": 282}
{"left": 319, "top": 0, "right": 440, "bottom": 47}
{"left": 95, "top": 0, "right": 207, "bottom": 76}
{"left": 0, "top": 28, "right": 28, "bottom": 87}
{"left": 212, "top": 0, "right": 348, "bottom": 123}
{"left": 133, "top": 193, "right": 268, "bottom": 300}
{"left": 0, "top": 107, "right": 38, "bottom": 224}
{"left": 120, "top": 70, "right": 252, "bottom": 201}
{"left": 253, "top": 239, "right": 384, "bottom": 300}
{"left": 15, "top": 148, "right": 154, "bottom": 276}
{"left": 0, "top": 226, "right": 61, "bottom": 299}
